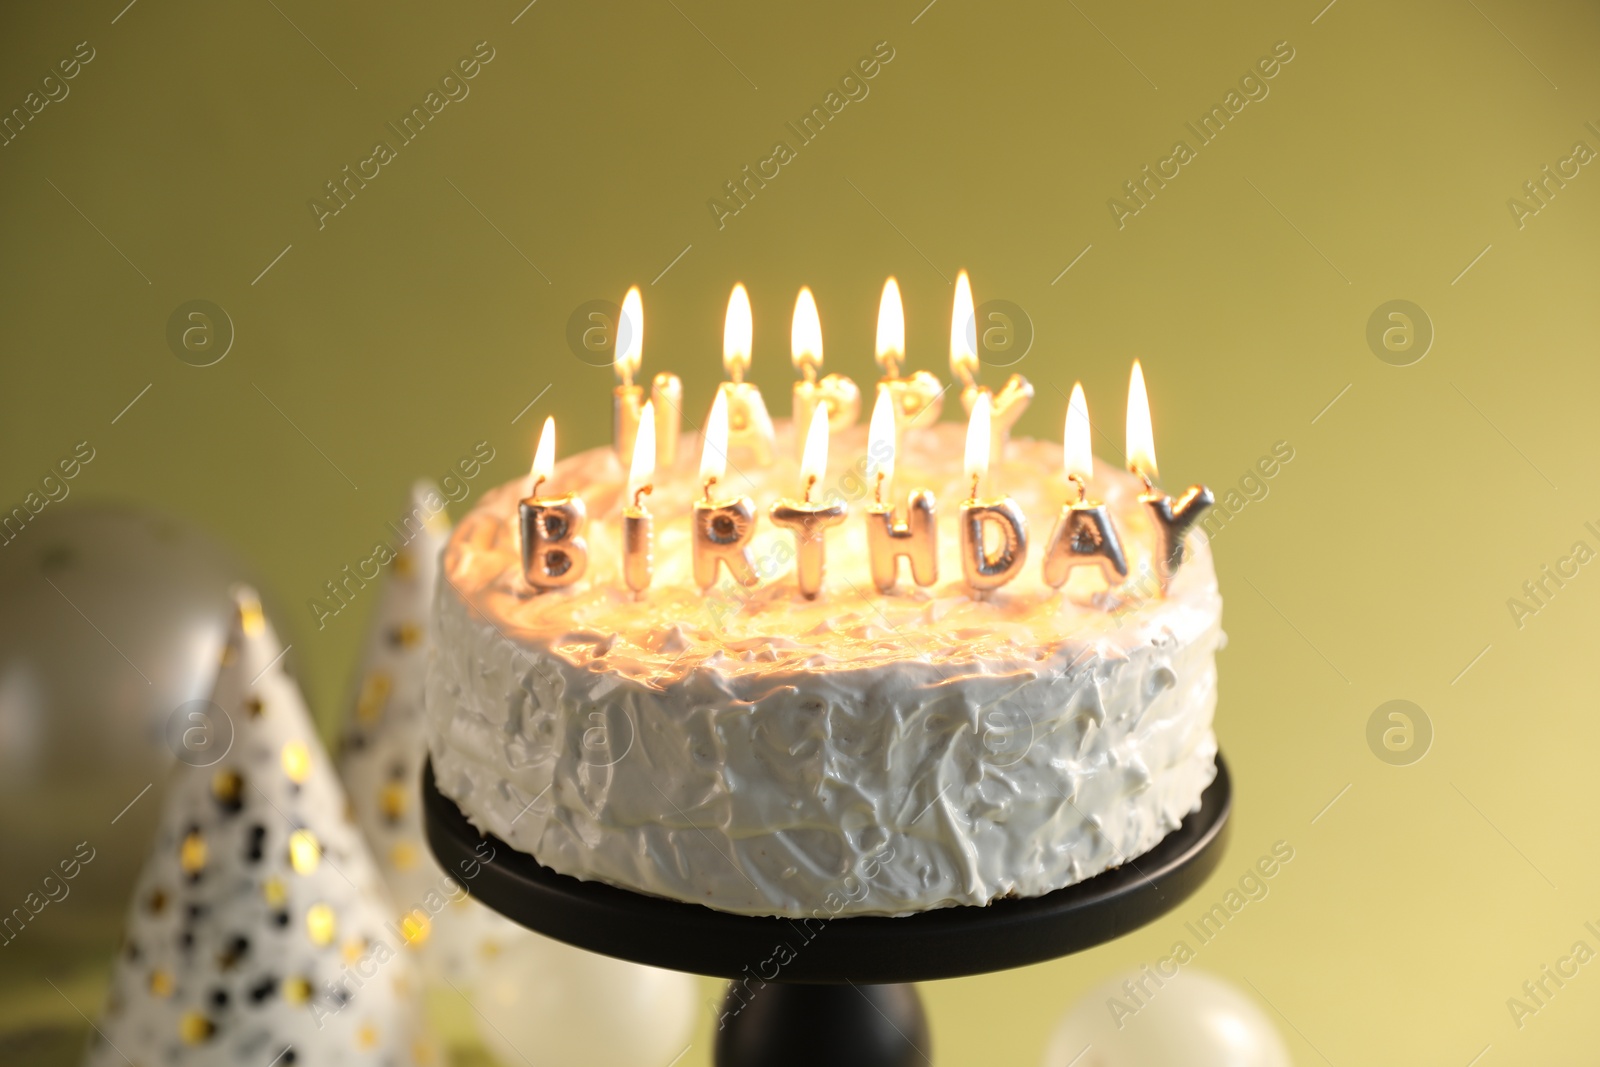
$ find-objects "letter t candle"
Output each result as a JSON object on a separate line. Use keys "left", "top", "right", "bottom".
{"left": 1126, "top": 360, "right": 1213, "bottom": 594}
{"left": 520, "top": 416, "right": 590, "bottom": 590}
{"left": 769, "top": 406, "right": 849, "bottom": 599}
{"left": 959, "top": 393, "right": 1029, "bottom": 594}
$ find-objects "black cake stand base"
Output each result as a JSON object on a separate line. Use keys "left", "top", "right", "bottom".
{"left": 423, "top": 754, "right": 1230, "bottom": 1067}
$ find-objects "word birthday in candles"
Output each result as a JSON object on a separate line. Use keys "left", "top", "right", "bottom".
{"left": 519, "top": 282, "right": 1211, "bottom": 605}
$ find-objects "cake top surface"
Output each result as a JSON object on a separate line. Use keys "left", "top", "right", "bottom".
{"left": 441, "top": 420, "right": 1219, "bottom": 684}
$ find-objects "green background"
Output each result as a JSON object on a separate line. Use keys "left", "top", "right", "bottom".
{"left": 3, "top": 0, "right": 1599, "bottom": 1062}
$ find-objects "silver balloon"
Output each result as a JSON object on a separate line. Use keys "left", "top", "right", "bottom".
{"left": 1041, "top": 967, "right": 1293, "bottom": 1067}
{"left": 0, "top": 502, "right": 270, "bottom": 963}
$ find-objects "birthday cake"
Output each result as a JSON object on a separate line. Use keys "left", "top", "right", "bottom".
{"left": 424, "top": 414, "right": 1223, "bottom": 919}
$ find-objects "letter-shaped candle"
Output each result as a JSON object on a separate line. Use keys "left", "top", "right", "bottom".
{"left": 873, "top": 277, "right": 944, "bottom": 456}
{"left": 622, "top": 401, "right": 656, "bottom": 594}
{"left": 715, "top": 282, "right": 775, "bottom": 466}
{"left": 951, "top": 270, "right": 1032, "bottom": 467}
{"left": 520, "top": 416, "right": 589, "bottom": 590}
{"left": 1043, "top": 383, "right": 1127, "bottom": 596}
{"left": 1126, "top": 360, "right": 1213, "bottom": 594}
{"left": 612, "top": 286, "right": 682, "bottom": 469}
{"left": 959, "top": 393, "right": 1028, "bottom": 593}
{"left": 693, "top": 390, "right": 760, "bottom": 590}
{"left": 864, "top": 388, "right": 936, "bottom": 592}
{"left": 769, "top": 406, "right": 849, "bottom": 599}
{"left": 790, "top": 286, "right": 860, "bottom": 459}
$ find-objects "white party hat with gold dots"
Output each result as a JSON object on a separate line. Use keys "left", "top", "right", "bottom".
{"left": 86, "top": 588, "right": 435, "bottom": 1067}
{"left": 336, "top": 481, "right": 522, "bottom": 983}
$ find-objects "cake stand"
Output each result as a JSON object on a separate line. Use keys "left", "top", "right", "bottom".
{"left": 423, "top": 755, "right": 1231, "bottom": 1067}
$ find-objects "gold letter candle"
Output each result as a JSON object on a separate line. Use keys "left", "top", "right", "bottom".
{"left": 864, "top": 388, "right": 936, "bottom": 591}
{"left": 874, "top": 277, "right": 945, "bottom": 455}
{"left": 520, "top": 416, "right": 590, "bottom": 590}
{"left": 1043, "top": 383, "right": 1127, "bottom": 595}
{"left": 959, "top": 393, "right": 1028, "bottom": 593}
{"left": 1126, "top": 360, "right": 1213, "bottom": 593}
{"left": 716, "top": 282, "right": 776, "bottom": 466}
{"left": 622, "top": 401, "right": 656, "bottom": 594}
{"left": 612, "top": 287, "right": 683, "bottom": 470}
{"left": 694, "top": 389, "right": 760, "bottom": 590}
{"left": 951, "top": 270, "right": 1032, "bottom": 467}
{"left": 790, "top": 286, "right": 860, "bottom": 459}
{"left": 769, "top": 406, "right": 849, "bottom": 599}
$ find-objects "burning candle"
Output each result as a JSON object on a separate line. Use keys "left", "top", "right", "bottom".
{"left": 864, "top": 388, "right": 936, "bottom": 592}
{"left": 716, "top": 282, "right": 775, "bottom": 466}
{"left": 951, "top": 270, "right": 1032, "bottom": 467}
{"left": 959, "top": 393, "right": 1028, "bottom": 593}
{"left": 612, "top": 287, "right": 683, "bottom": 470}
{"left": 790, "top": 286, "right": 861, "bottom": 459}
{"left": 1126, "top": 360, "right": 1213, "bottom": 594}
{"left": 874, "top": 277, "right": 945, "bottom": 454}
{"left": 622, "top": 400, "right": 656, "bottom": 595}
{"left": 1042, "top": 383, "right": 1127, "bottom": 596}
{"left": 769, "top": 406, "right": 849, "bottom": 599}
{"left": 693, "top": 389, "right": 760, "bottom": 590}
{"left": 520, "top": 416, "right": 590, "bottom": 590}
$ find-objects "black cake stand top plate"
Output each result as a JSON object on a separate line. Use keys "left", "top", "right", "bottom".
{"left": 423, "top": 754, "right": 1230, "bottom": 985}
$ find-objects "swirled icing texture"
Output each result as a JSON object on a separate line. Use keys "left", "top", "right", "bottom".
{"left": 425, "top": 420, "right": 1222, "bottom": 917}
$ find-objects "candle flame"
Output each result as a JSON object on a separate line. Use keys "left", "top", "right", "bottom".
{"left": 1064, "top": 381, "right": 1093, "bottom": 485}
{"left": 629, "top": 401, "right": 656, "bottom": 502}
{"left": 800, "top": 403, "right": 830, "bottom": 492}
{"left": 964, "top": 390, "right": 991, "bottom": 491}
{"left": 874, "top": 277, "right": 905, "bottom": 375}
{"left": 866, "top": 387, "right": 895, "bottom": 492}
{"left": 531, "top": 415, "right": 555, "bottom": 486}
{"left": 618, "top": 286, "right": 643, "bottom": 385}
{"left": 791, "top": 286, "right": 822, "bottom": 377}
{"left": 700, "top": 388, "right": 730, "bottom": 485}
{"left": 950, "top": 269, "right": 978, "bottom": 388}
{"left": 723, "top": 283, "right": 752, "bottom": 382}
{"left": 1126, "top": 359, "right": 1158, "bottom": 481}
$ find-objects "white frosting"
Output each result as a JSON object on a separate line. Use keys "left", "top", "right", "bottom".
{"left": 425, "top": 421, "right": 1222, "bottom": 917}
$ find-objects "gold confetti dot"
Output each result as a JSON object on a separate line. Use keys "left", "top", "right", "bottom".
{"left": 414, "top": 1037, "right": 438, "bottom": 1066}
{"left": 393, "top": 552, "right": 415, "bottom": 578}
{"left": 211, "top": 769, "right": 243, "bottom": 806}
{"left": 398, "top": 910, "right": 431, "bottom": 947}
{"left": 245, "top": 696, "right": 265, "bottom": 719}
{"left": 149, "top": 969, "right": 174, "bottom": 998}
{"left": 356, "top": 673, "right": 392, "bottom": 725}
{"left": 341, "top": 938, "right": 368, "bottom": 965}
{"left": 147, "top": 889, "right": 168, "bottom": 915}
{"left": 287, "top": 830, "right": 320, "bottom": 875}
{"left": 379, "top": 782, "right": 408, "bottom": 822}
{"left": 178, "top": 1011, "right": 214, "bottom": 1044}
{"left": 388, "top": 622, "right": 422, "bottom": 649}
{"left": 389, "top": 842, "right": 418, "bottom": 871}
{"left": 238, "top": 595, "right": 265, "bottom": 637}
{"left": 478, "top": 940, "right": 501, "bottom": 961}
{"left": 306, "top": 902, "right": 337, "bottom": 946}
{"left": 180, "top": 832, "right": 207, "bottom": 875}
{"left": 263, "top": 876, "right": 288, "bottom": 907}
{"left": 281, "top": 740, "right": 311, "bottom": 783}
{"left": 282, "top": 976, "right": 313, "bottom": 1004}
{"left": 357, "top": 1023, "right": 378, "bottom": 1050}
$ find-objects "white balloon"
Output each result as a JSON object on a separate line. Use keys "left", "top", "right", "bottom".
{"left": 1041, "top": 968, "right": 1293, "bottom": 1067}
{"left": 472, "top": 931, "right": 698, "bottom": 1067}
